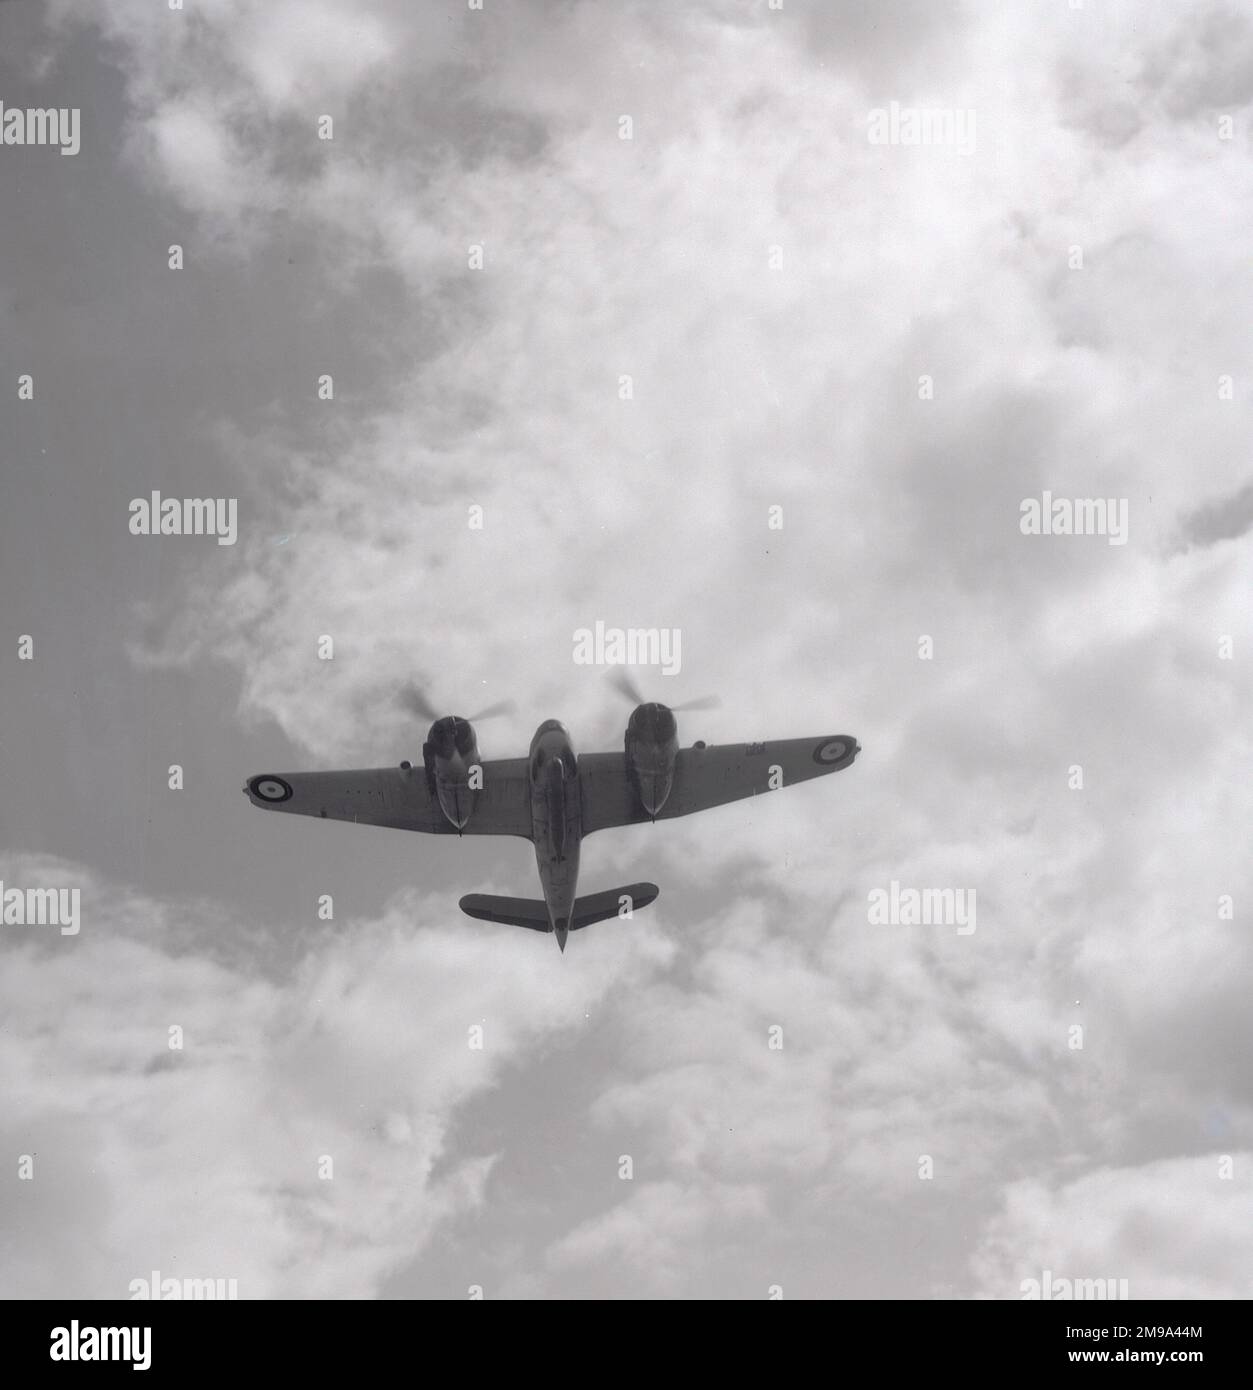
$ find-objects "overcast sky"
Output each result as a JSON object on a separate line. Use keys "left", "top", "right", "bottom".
{"left": 2, "top": 0, "right": 1251, "bottom": 1299}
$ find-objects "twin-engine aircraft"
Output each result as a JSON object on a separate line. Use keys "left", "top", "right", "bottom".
{"left": 243, "top": 675, "right": 860, "bottom": 952}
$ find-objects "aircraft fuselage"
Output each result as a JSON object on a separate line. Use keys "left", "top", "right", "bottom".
{"left": 528, "top": 719, "right": 581, "bottom": 951}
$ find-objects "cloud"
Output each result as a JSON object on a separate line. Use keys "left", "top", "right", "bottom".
{"left": 1176, "top": 479, "right": 1253, "bottom": 551}
{"left": 546, "top": 1180, "right": 768, "bottom": 1295}
{"left": 0, "top": 853, "right": 671, "bottom": 1297}
{"left": 17, "top": 0, "right": 1253, "bottom": 1295}
{"left": 973, "top": 1156, "right": 1253, "bottom": 1299}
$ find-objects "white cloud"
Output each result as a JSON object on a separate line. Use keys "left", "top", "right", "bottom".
{"left": 546, "top": 1180, "right": 768, "bottom": 1295}
{"left": 0, "top": 854, "right": 671, "bottom": 1297}
{"left": 973, "top": 1157, "right": 1253, "bottom": 1300}
{"left": 24, "top": 0, "right": 1253, "bottom": 1295}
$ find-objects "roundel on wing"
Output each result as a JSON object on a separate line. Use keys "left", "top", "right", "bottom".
{"left": 251, "top": 775, "right": 294, "bottom": 803}
{"left": 812, "top": 738, "right": 850, "bottom": 766}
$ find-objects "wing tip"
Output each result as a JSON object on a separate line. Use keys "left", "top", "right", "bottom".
{"left": 244, "top": 774, "right": 295, "bottom": 805}
{"left": 812, "top": 736, "right": 860, "bottom": 771}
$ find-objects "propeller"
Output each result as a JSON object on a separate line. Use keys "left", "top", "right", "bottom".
{"left": 607, "top": 670, "right": 720, "bottom": 713}
{"left": 667, "top": 695, "right": 721, "bottom": 713}
{"left": 399, "top": 684, "right": 517, "bottom": 723}
{"left": 609, "top": 669, "right": 646, "bottom": 705}
{"left": 465, "top": 698, "right": 517, "bottom": 721}
{"left": 399, "top": 684, "right": 440, "bottom": 722}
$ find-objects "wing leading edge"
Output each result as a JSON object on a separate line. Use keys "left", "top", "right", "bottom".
{"left": 244, "top": 735, "right": 859, "bottom": 839}
{"left": 242, "top": 759, "right": 533, "bottom": 838}
{"left": 579, "top": 734, "right": 859, "bottom": 835}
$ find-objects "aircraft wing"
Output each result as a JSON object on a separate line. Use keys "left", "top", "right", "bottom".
{"left": 579, "top": 735, "right": 859, "bottom": 835}
{"left": 242, "top": 759, "right": 533, "bottom": 838}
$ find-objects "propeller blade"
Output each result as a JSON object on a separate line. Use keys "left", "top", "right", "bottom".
{"left": 467, "top": 699, "right": 517, "bottom": 721}
{"left": 609, "top": 669, "right": 647, "bottom": 706}
{"left": 398, "top": 683, "right": 440, "bottom": 722}
{"left": 669, "top": 695, "right": 721, "bottom": 713}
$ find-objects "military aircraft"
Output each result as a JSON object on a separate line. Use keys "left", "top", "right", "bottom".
{"left": 242, "top": 674, "right": 860, "bottom": 952}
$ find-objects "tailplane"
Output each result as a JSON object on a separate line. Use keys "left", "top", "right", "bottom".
{"left": 459, "top": 883, "right": 659, "bottom": 933}
{"left": 458, "top": 894, "right": 550, "bottom": 931}
{"left": 569, "top": 883, "right": 659, "bottom": 930}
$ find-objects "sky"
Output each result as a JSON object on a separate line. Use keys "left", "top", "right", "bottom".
{"left": 1, "top": 0, "right": 1251, "bottom": 1300}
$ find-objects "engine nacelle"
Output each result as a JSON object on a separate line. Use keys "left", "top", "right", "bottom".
{"left": 624, "top": 703, "right": 679, "bottom": 817}
{"left": 422, "top": 716, "right": 482, "bottom": 829}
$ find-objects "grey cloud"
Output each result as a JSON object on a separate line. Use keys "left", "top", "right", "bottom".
{"left": 1176, "top": 479, "right": 1253, "bottom": 550}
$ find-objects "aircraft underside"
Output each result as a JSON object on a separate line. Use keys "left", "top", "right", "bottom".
{"left": 244, "top": 697, "right": 860, "bottom": 953}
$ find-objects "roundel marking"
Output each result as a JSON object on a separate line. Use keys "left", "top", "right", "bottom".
{"left": 252, "top": 775, "right": 293, "bottom": 803}
{"left": 812, "top": 738, "right": 848, "bottom": 766}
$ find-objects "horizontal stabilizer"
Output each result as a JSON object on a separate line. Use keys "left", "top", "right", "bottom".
{"left": 571, "top": 883, "right": 659, "bottom": 931}
{"left": 458, "top": 883, "right": 660, "bottom": 933}
{"left": 459, "top": 894, "right": 552, "bottom": 931}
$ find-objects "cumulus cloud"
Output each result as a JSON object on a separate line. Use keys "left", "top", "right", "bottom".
{"left": 11, "top": 0, "right": 1252, "bottom": 1295}
{"left": 0, "top": 853, "right": 670, "bottom": 1297}
{"left": 547, "top": 1180, "right": 768, "bottom": 1295}
{"left": 973, "top": 1157, "right": 1253, "bottom": 1299}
